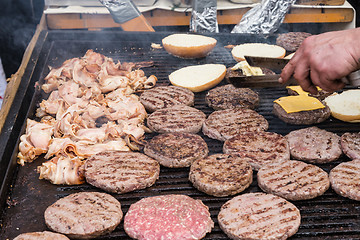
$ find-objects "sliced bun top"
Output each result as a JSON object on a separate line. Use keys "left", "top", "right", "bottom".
{"left": 163, "top": 34, "right": 217, "bottom": 47}
{"left": 231, "top": 43, "right": 286, "bottom": 62}
{"left": 169, "top": 64, "right": 226, "bottom": 92}
{"left": 324, "top": 90, "right": 360, "bottom": 122}
{"left": 162, "top": 34, "right": 217, "bottom": 59}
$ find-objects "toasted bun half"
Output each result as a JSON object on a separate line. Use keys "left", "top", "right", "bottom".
{"left": 324, "top": 90, "right": 360, "bottom": 122}
{"left": 169, "top": 64, "right": 226, "bottom": 92}
{"left": 231, "top": 43, "right": 286, "bottom": 62}
{"left": 162, "top": 34, "right": 217, "bottom": 59}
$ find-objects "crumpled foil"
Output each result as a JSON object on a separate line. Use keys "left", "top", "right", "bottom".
{"left": 190, "top": 0, "right": 219, "bottom": 33}
{"left": 232, "top": 0, "right": 296, "bottom": 34}
{"left": 100, "top": 0, "right": 140, "bottom": 24}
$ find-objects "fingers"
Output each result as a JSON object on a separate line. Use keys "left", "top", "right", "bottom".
{"left": 279, "top": 57, "right": 297, "bottom": 84}
{"left": 318, "top": 79, "right": 345, "bottom": 92}
{"left": 310, "top": 66, "right": 345, "bottom": 92}
{"left": 279, "top": 29, "right": 359, "bottom": 93}
{"left": 296, "top": 73, "right": 318, "bottom": 95}
{"left": 282, "top": 54, "right": 318, "bottom": 94}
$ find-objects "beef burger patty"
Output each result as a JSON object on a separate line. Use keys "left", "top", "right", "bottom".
{"left": 189, "top": 153, "right": 252, "bottom": 197}
{"left": 258, "top": 160, "right": 330, "bottom": 201}
{"left": 329, "top": 159, "right": 360, "bottom": 201}
{"left": 202, "top": 108, "right": 268, "bottom": 141}
{"left": 147, "top": 104, "right": 206, "bottom": 133}
{"left": 218, "top": 192, "right": 301, "bottom": 240}
{"left": 223, "top": 131, "right": 290, "bottom": 171}
{"left": 124, "top": 194, "right": 214, "bottom": 240}
{"left": 287, "top": 87, "right": 332, "bottom": 101}
{"left": 44, "top": 192, "right": 123, "bottom": 239}
{"left": 276, "top": 32, "right": 312, "bottom": 52}
{"left": 140, "top": 85, "right": 194, "bottom": 112}
{"left": 341, "top": 132, "right": 360, "bottom": 160}
{"left": 286, "top": 126, "right": 342, "bottom": 164}
{"left": 205, "top": 84, "right": 259, "bottom": 110}
{"left": 84, "top": 151, "right": 160, "bottom": 194}
{"left": 273, "top": 101, "right": 331, "bottom": 125}
{"left": 144, "top": 132, "right": 208, "bottom": 168}
{"left": 14, "top": 231, "right": 70, "bottom": 240}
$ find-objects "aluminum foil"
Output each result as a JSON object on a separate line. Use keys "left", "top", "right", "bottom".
{"left": 100, "top": 0, "right": 141, "bottom": 24}
{"left": 190, "top": 0, "right": 219, "bottom": 33}
{"left": 232, "top": 0, "right": 296, "bottom": 34}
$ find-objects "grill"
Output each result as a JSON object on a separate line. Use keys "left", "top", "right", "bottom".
{"left": 1, "top": 30, "right": 360, "bottom": 239}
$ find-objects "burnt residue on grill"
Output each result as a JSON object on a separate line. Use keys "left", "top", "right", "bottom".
{"left": 0, "top": 30, "right": 360, "bottom": 239}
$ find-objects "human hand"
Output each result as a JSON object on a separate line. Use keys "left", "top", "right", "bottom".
{"left": 279, "top": 28, "right": 360, "bottom": 94}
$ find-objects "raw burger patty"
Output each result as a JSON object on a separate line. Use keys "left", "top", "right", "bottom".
{"left": 223, "top": 131, "right": 290, "bottom": 171}
{"left": 218, "top": 192, "right": 301, "bottom": 240}
{"left": 329, "top": 159, "right": 360, "bottom": 201}
{"left": 147, "top": 104, "right": 206, "bottom": 133}
{"left": 44, "top": 192, "right": 123, "bottom": 239}
{"left": 276, "top": 32, "right": 312, "bottom": 52}
{"left": 202, "top": 108, "right": 268, "bottom": 141}
{"left": 124, "top": 194, "right": 214, "bottom": 240}
{"left": 140, "top": 85, "right": 194, "bottom": 112}
{"left": 205, "top": 84, "right": 259, "bottom": 110}
{"left": 341, "top": 132, "right": 360, "bottom": 160}
{"left": 14, "top": 231, "right": 70, "bottom": 240}
{"left": 189, "top": 153, "right": 252, "bottom": 197}
{"left": 257, "top": 160, "right": 330, "bottom": 201}
{"left": 144, "top": 132, "right": 208, "bottom": 168}
{"left": 286, "top": 126, "right": 342, "bottom": 164}
{"left": 273, "top": 102, "right": 331, "bottom": 125}
{"left": 84, "top": 151, "right": 160, "bottom": 194}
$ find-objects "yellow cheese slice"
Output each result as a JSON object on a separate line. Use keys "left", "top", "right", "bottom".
{"left": 286, "top": 85, "right": 322, "bottom": 96}
{"left": 274, "top": 95, "right": 325, "bottom": 113}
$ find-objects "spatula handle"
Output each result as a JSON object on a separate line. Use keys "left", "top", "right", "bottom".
{"left": 342, "top": 70, "right": 360, "bottom": 87}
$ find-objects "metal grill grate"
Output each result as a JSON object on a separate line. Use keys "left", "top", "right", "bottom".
{"left": 1, "top": 30, "right": 360, "bottom": 239}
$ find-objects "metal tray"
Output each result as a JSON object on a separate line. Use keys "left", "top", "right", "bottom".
{"left": 1, "top": 30, "right": 360, "bottom": 239}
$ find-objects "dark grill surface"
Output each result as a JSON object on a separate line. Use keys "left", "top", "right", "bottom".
{"left": 1, "top": 30, "right": 360, "bottom": 239}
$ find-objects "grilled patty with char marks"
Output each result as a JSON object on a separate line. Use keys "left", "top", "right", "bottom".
{"left": 340, "top": 132, "right": 360, "bottom": 160}
{"left": 205, "top": 84, "right": 259, "bottom": 110}
{"left": 144, "top": 132, "right": 208, "bottom": 168}
{"left": 13, "top": 231, "right": 70, "bottom": 240}
{"left": 218, "top": 192, "right": 301, "bottom": 240}
{"left": 44, "top": 192, "right": 123, "bottom": 240}
{"left": 257, "top": 160, "right": 330, "bottom": 201}
{"left": 202, "top": 108, "right": 268, "bottom": 141}
{"left": 286, "top": 126, "right": 342, "bottom": 164}
{"left": 329, "top": 159, "right": 360, "bottom": 201}
{"left": 223, "top": 131, "right": 290, "bottom": 171}
{"left": 189, "top": 153, "right": 253, "bottom": 197}
{"left": 84, "top": 151, "right": 160, "bottom": 194}
{"left": 147, "top": 104, "right": 206, "bottom": 134}
{"left": 140, "top": 85, "right": 195, "bottom": 113}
